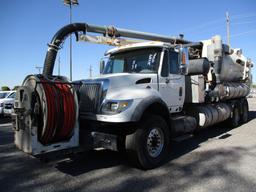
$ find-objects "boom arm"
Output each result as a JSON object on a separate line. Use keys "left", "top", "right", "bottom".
{"left": 43, "top": 22, "right": 192, "bottom": 77}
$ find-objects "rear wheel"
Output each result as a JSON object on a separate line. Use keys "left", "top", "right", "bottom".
{"left": 227, "top": 104, "right": 240, "bottom": 128}
{"left": 125, "top": 115, "right": 169, "bottom": 169}
{"left": 240, "top": 99, "right": 249, "bottom": 124}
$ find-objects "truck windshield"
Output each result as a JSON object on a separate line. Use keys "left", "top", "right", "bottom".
{"left": 103, "top": 48, "right": 161, "bottom": 74}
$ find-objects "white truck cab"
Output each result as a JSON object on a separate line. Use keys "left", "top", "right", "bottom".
{"left": 79, "top": 42, "right": 185, "bottom": 123}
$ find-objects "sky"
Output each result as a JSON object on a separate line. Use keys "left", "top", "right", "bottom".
{"left": 0, "top": 0, "right": 256, "bottom": 88}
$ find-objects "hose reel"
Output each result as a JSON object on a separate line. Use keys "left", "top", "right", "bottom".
{"left": 14, "top": 75, "right": 78, "bottom": 145}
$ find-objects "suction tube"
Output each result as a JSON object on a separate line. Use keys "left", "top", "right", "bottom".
{"left": 43, "top": 23, "right": 192, "bottom": 77}
{"left": 43, "top": 23, "right": 87, "bottom": 76}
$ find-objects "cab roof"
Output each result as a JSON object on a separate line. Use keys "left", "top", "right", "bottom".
{"left": 105, "top": 41, "right": 172, "bottom": 55}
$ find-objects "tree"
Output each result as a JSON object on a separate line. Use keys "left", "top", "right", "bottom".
{"left": 12, "top": 86, "right": 20, "bottom": 90}
{"left": 1, "top": 86, "right": 10, "bottom": 91}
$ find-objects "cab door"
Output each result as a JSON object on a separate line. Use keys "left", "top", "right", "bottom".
{"left": 159, "top": 49, "right": 185, "bottom": 113}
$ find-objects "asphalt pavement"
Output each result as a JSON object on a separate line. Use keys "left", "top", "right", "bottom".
{"left": 1, "top": 99, "right": 256, "bottom": 192}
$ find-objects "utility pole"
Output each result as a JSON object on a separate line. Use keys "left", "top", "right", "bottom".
{"left": 89, "top": 65, "right": 93, "bottom": 78}
{"left": 58, "top": 56, "right": 61, "bottom": 76}
{"left": 226, "top": 11, "right": 230, "bottom": 47}
{"left": 35, "top": 66, "right": 43, "bottom": 74}
{"left": 63, "top": 0, "right": 79, "bottom": 81}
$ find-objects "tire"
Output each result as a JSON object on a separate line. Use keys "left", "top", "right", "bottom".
{"left": 125, "top": 114, "right": 170, "bottom": 169}
{"left": 117, "top": 135, "right": 126, "bottom": 153}
{"left": 240, "top": 99, "right": 249, "bottom": 124}
{"left": 227, "top": 104, "right": 240, "bottom": 128}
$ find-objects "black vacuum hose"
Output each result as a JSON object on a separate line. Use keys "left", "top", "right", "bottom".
{"left": 43, "top": 23, "right": 87, "bottom": 76}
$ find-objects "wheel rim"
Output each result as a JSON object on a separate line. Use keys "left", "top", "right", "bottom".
{"left": 146, "top": 127, "right": 164, "bottom": 158}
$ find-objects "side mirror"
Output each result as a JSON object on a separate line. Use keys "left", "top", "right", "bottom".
{"left": 179, "top": 47, "right": 189, "bottom": 75}
{"left": 100, "top": 59, "right": 105, "bottom": 74}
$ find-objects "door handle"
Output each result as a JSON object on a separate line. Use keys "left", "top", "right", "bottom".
{"left": 165, "top": 78, "right": 170, "bottom": 84}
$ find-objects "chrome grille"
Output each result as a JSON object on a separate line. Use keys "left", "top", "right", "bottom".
{"left": 79, "top": 83, "right": 102, "bottom": 113}
{"left": 4, "top": 103, "right": 13, "bottom": 109}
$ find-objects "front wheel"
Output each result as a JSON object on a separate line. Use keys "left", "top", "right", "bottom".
{"left": 125, "top": 115, "right": 170, "bottom": 169}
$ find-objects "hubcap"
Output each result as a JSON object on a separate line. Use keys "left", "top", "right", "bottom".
{"left": 146, "top": 127, "right": 164, "bottom": 158}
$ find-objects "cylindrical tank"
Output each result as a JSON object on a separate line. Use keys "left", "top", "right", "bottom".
{"left": 187, "top": 58, "right": 210, "bottom": 75}
{"left": 206, "top": 36, "right": 249, "bottom": 83}
{"left": 220, "top": 54, "right": 244, "bottom": 82}
{"left": 186, "top": 103, "right": 231, "bottom": 129}
{"left": 222, "top": 82, "right": 250, "bottom": 100}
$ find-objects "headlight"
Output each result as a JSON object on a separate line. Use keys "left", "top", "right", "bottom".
{"left": 101, "top": 100, "right": 133, "bottom": 114}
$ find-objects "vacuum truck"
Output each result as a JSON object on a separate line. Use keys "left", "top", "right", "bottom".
{"left": 13, "top": 23, "right": 253, "bottom": 169}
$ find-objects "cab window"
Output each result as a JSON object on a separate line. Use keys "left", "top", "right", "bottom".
{"left": 169, "top": 50, "right": 179, "bottom": 74}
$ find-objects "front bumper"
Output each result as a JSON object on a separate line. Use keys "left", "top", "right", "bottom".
{"left": 3, "top": 108, "right": 13, "bottom": 117}
{"left": 91, "top": 132, "right": 118, "bottom": 151}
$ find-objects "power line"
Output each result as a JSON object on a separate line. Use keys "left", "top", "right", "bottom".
{"left": 181, "top": 18, "right": 224, "bottom": 33}
{"left": 230, "top": 29, "right": 256, "bottom": 38}
{"left": 183, "top": 12, "right": 256, "bottom": 40}
{"left": 181, "top": 12, "right": 256, "bottom": 35}
{"left": 188, "top": 25, "right": 225, "bottom": 36}
{"left": 232, "top": 13, "right": 256, "bottom": 19}
{"left": 232, "top": 20, "right": 256, "bottom": 25}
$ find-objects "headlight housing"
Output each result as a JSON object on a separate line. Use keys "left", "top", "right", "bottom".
{"left": 101, "top": 99, "right": 133, "bottom": 114}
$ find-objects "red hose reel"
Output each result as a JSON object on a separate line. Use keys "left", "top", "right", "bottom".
{"left": 37, "top": 76, "right": 77, "bottom": 144}
{"left": 22, "top": 75, "right": 77, "bottom": 145}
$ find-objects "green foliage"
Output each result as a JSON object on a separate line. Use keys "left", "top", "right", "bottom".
{"left": 251, "top": 84, "right": 256, "bottom": 89}
{"left": 1, "top": 86, "right": 10, "bottom": 91}
{"left": 12, "top": 86, "right": 20, "bottom": 90}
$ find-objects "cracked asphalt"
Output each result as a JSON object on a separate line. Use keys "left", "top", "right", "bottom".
{"left": 1, "top": 98, "right": 256, "bottom": 192}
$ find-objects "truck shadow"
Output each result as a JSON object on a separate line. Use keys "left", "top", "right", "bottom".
{"left": 0, "top": 111, "right": 255, "bottom": 192}
{"left": 248, "top": 110, "right": 256, "bottom": 121}
{"left": 55, "top": 150, "right": 128, "bottom": 176}
{"left": 0, "top": 117, "right": 14, "bottom": 146}
{"left": 55, "top": 110, "right": 256, "bottom": 176}
{"left": 167, "top": 109, "right": 256, "bottom": 162}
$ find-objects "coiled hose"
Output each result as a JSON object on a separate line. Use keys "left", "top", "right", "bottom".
{"left": 38, "top": 76, "right": 76, "bottom": 144}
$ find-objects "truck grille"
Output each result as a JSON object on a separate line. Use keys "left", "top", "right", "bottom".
{"left": 4, "top": 103, "right": 13, "bottom": 109}
{"left": 79, "top": 83, "right": 103, "bottom": 113}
